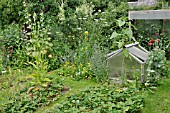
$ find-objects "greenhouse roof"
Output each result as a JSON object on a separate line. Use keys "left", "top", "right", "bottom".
{"left": 106, "top": 42, "right": 149, "bottom": 64}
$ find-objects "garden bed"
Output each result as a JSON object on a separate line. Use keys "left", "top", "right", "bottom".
{"left": 0, "top": 0, "right": 170, "bottom": 113}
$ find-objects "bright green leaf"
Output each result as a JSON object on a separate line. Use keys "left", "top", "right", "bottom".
{"left": 117, "top": 20, "right": 125, "bottom": 27}
{"left": 110, "top": 31, "right": 119, "bottom": 39}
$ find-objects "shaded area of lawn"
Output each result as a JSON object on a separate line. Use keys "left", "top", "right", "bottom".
{"left": 142, "top": 77, "right": 170, "bottom": 113}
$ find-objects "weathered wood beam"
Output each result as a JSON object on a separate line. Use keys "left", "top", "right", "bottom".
{"left": 128, "top": 2, "right": 138, "bottom": 7}
{"left": 129, "top": 10, "right": 170, "bottom": 20}
{"left": 138, "top": 0, "right": 157, "bottom": 6}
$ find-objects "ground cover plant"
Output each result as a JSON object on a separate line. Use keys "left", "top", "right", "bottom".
{"left": 54, "top": 85, "right": 144, "bottom": 113}
{"left": 3, "top": 80, "right": 64, "bottom": 113}
{"left": 0, "top": 69, "right": 66, "bottom": 113}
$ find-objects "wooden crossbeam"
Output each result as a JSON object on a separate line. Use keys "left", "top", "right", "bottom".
{"left": 129, "top": 10, "right": 170, "bottom": 20}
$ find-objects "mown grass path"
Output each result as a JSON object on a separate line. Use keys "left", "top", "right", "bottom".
{"left": 142, "top": 77, "right": 170, "bottom": 113}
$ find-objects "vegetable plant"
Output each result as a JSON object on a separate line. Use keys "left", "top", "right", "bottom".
{"left": 55, "top": 85, "right": 144, "bottom": 113}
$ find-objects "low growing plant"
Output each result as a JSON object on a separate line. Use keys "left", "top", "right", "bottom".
{"left": 55, "top": 85, "right": 144, "bottom": 113}
{"left": 2, "top": 77, "right": 65, "bottom": 113}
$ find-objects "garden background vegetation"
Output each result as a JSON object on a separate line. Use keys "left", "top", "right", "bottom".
{"left": 0, "top": 0, "right": 170, "bottom": 112}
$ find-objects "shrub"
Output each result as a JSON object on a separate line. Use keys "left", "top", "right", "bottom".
{"left": 146, "top": 47, "right": 170, "bottom": 86}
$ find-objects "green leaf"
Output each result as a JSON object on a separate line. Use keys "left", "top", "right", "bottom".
{"left": 42, "top": 83, "right": 48, "bottom": 87}
{"left": 124, "top": 28, "right": 133, "bottom": 38}
{"left": 28, "top": 62, "right": 38, "bottom": 69}
{"left": 147, "top": 69, "right": 155, "bottom": 73}
{"left": 43, "top": 78, "right": 51, "bottom": 82}
{"left": 117, "top": 20, "right": 125, "bottom": 27}
{"left": 123, "top": 49, "right": 129, "bottom": 58}
{"left": 26, "top": 47, "right": 34, "bottom": 51}
{"left": 32, "top": 52, "right": 39, "bottom": 57}
{"left": 28, "top": 73, "right": 41, "bottom": 79}
{"left": 117, "top": 41, "right": 124, "bottom": 48}
{"left": 110, "top": 31, "right": 119, "bottom": 39}
{"left": 48, "top": 43, "right": 53, "bottom": 47}
{"left": 124, "top": 107, "right": 130, "bottom": 112}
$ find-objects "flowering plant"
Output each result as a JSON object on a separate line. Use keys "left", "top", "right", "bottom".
{"left": 146, "top": 43, "right": 169, "bottom": 86}
{"left": 148, "top": 38, "right": 161, "bottom": 50}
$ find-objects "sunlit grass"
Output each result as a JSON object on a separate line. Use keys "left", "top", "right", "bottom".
{"left": 142, "top": 77, "right": 170, "bottom": 113}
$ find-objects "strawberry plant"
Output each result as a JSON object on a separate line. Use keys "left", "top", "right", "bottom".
{"left": 55, "top": 86, "right": 144, "bottom": 113}
{"left": 2, "top": 78, "right": 65, "bottom": 113}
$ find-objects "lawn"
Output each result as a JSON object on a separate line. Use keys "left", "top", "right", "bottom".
{"left": 142, "top": 77, "right": 170, "bottom": 113}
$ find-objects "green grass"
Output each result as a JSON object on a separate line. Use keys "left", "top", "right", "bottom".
{"left": 35, "top": 71, "right": 100, "bottom": 113}
{"left": 142, "top": 77, "right": 170, "bottom": 113}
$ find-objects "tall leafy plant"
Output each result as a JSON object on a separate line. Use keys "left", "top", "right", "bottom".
{"left": 146, "top": 47, "right": 169, "bottom": 86}
{"left": 90, "top": 44, "right": 108, "bottom": 82}
{"left": 110, "top": 18, "right": 135, "bottom": 50}
{"left": 24, "top": 12, "right": 53, "bottom": 86}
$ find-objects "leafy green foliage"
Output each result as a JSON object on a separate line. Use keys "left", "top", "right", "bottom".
{"left": 2, "top": 78, "right": 64, "bottom": 113}
{"left": 0, "top": 0, "right": 130, "bottom": 72}
{"left": 0, "top": 24, "right": 24, "bottom": 68}
{"left": 0, "top": 40, "right": 3, "bottom": 73}
{"left": 56, "top": 61, "right": 93, "bottom": 80}
{"left": 146, "top": 48, "right": 170, "bottom": 86}
{"left": 24, "top": 12, "right": 52, "bottom": 71}
{"left": 55, "top": 86, "right": 144, "bottom": 113}
{"left": 90, "top": 44, "right": 108, "bottom": 82}
{"left": 0, "top": 55, "right": 3, "bottom": 74}
{"left": 110, "top": 18, "right": 135, "bottom": 49}
{"left": 0, "top": 0, "right": 24, "bottom": 27}
{"left": 0, "top": 0, "right": 170, "bottom": 113}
